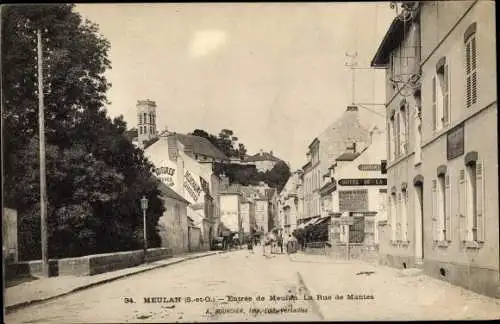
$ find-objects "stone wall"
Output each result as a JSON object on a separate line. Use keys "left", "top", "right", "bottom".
{"left": 11, "top": 248, "right": 173, "bottom": 277}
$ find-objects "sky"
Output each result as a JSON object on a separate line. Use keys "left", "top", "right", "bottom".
{"left": 76, "top": 3, "right": 396, "bottom": 170}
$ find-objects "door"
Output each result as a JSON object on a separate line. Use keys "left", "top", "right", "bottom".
{"left": 414, "top": 184, "right": 424, "bottom": 261}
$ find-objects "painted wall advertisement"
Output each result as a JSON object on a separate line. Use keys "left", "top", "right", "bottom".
{"left": 154, "top": 161, "right": 177, "bottom": 188}
{"left": 184, "top": 170, "right": 203, "bottom": 203}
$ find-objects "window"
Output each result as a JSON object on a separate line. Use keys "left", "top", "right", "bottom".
{"left": 139, "top": 127, "right": 142, "bottom": 135}
{"left": 401, "top": 189, "right": 408, "bottom": 242}
{"left": 143, "top": 113, "right": 147, "bottom": 124}
{"left": 465, "top": 24, "right": 477, "bottom": 108}
{"left": 460, "top": 160, "right": 485, "bottom": 243}
{"left": 389, "top": 192, "right": 397, "bottom": 241}
{"left": 395, "top": 112, "right": 401, "bottom": 157}
{"left": 399, "top": 102, "right": 408, "bottom": 154}
{"left": 414, "top": 105, "right": 422, "bottom": 165}
{"left": 432, "top": 76, "right": 437, "bottom": 130}
{"left": 389, "top": 113, "right": 397, "bottom": 160}
{"left": 435, "top": 59, "right": 450, "bottom": 128}
{"left": 139, "top": 114, "right": 142, "bottom": 125}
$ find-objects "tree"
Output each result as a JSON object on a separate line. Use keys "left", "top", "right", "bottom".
{"left": 2, "top": 5, "right": 164, "bottom": 259}
{"left": 263, "top": 161, "right": 291, "bottom": 192}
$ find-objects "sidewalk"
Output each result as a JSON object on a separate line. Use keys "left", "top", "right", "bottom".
{"left": 291, "top": 252, "right": 500, "bottom": 321}
{"left": 4, "top": 250, "right": 224, "bottom": 313}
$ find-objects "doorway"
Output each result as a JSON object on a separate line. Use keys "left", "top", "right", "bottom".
{"left": 414, "top": 180, "right": 424, "bottom": 262}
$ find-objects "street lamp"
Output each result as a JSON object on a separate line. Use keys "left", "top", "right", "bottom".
{"left": 140, "top": 196, "right": 148, "bottom": 259}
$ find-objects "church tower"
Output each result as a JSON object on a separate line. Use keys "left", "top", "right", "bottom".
{"left": 137, "top": 99, "right": 157, "bottom": 146}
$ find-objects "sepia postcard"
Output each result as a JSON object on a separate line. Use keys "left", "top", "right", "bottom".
{"left": 2, "top": 1, "right": 499, "bottom": 323}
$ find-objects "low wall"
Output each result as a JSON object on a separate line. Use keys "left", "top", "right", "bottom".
{"left": 304, "top": 244, "right": 379, "bottom": 263}
{"left": 11, "top": 248, "right": 173, "bottom": 277}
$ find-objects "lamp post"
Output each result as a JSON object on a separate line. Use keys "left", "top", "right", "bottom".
{"left": 140, "top": 196, "right": 148, "bottom": 260}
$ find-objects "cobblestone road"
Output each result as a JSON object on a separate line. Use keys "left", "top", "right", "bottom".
{"left": 5, "top": 249, "right": 500, "bottom": 323}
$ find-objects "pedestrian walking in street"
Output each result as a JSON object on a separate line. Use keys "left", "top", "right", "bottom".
{"left": 247, "top": 239, "right": 254, "bottom": 254}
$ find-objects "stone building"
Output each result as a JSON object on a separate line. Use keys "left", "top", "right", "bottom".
{"left": 244, "top": 150, "right": 281, "bottom": 172}
{"left": 371, "top": 1, "right": 498, "bottom": 298}
{"left": 278, "top": 170, "right": 302, "bottom": 237}
{"left": 299, "top": 105, "right": 371, "bottom": 226}
{"left": 157, "top": 182, "right": 191, "bottom": 254}
{"left": 136, "top": 99, "right": 157, "bottom": 147}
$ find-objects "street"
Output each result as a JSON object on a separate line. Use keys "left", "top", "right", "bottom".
{"left": 5, "top": 249, "right": 500, "bottom": 323}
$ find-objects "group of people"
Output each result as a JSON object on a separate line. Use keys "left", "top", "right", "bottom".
{"left": 246, "top": 234, "right": 297, "bottom": 255}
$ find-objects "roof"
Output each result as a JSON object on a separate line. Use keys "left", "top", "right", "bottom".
{"left": 245, "top": 152, "right": 280, "bottom": 162}
{"left": 173, "top": 133, "right": 229, "bottom": 161}
{"left": 125, "top": 128, "right": 138, "bottom": 141}
{"left": 157, "top": 180, "right": 190, "bottom": 205}
{"left": 371, "top": 9, "right": 417, "bottom": 67}
{"left": 336, "top": 151, "right": 362, "bottom": 162}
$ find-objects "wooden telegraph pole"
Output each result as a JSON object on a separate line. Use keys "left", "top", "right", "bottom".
{"left": 37, "top": 27, "right": 49, "bottom": 277}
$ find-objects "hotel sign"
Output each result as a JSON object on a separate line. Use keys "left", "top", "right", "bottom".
{"left": 338, "top": 178, "right": 387, "bottom": 186}
{"left": 184, "top": 170, "right": 203, "bottom": 203}
{"left": 447, "top": 123, "right": 464, "bottom": 160}
{"left": 358, "top": 164, "right": 381, "bottom": 171}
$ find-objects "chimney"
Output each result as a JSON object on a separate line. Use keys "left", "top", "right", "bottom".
{"left": 270, "top": 150, "right": 273, "bottom": 156}
{"left": 167, "top": 135, "right": 178, "bottom": 161}
{"left": 260, "top": 149, "right": 264, "bottom": 156}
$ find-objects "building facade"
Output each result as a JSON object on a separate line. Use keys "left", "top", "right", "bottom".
{"left": 372, "top": 1, "right": 498, "bottom": 298}
{"left": 370, "top": 2, "right": 423, "bottom": 270}
{"left": 300, "top": 106, "right": 372, "bottom": 225}
{"left": 157, "top": 182, "right": 191, "bottom": 254}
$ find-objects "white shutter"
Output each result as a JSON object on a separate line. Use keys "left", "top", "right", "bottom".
{"left": 443, "top": 64, "right": 449, "bottom": 125}
{"left": 431, "top": 179, "right": 438, "bottom": 242}
{"left": 465, "top": 40, "right": 472, "bottom": 108}
{"left": 457, "top": 169, "right": 468, "bottom": 242}
{"left": 476, "top": 161, "right": 485, "bottom": 242}
{"left": 445, "top": 174, "right": 452, "bottom": 241}
{"left": 432, "top": 76, "right": 437, "bottom": 129}
{"left": 403, "top": 191, "right": 408, "bottom": 241}
{"left": 471, "top": 37, "right": 477, "bottom": 105}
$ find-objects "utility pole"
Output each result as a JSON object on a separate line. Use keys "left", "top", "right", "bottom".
{"left": 37, "top": 27, "right": 49, "bottom": 277}
{"left": 345, "top": 52, "right": 358, "bottom": 105}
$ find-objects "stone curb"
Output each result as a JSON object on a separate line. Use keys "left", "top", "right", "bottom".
{"left": 5, "top": 251, "right": 226, "bottom": 314}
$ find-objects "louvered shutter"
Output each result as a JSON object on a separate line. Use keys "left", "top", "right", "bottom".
{"left": 432, "top": 76, "right": 437, "bottom": 129}
{"left": 395, "top": 114, "right": 400, "bottom": 157}
{"left": 476, "top": 161, "right": 485, "bottom": 242}
{"left": 443, "top": 64, "right": 449, "bottom": 125}
{"left": 471, "top": 37, "right": 477, "bottom": 105}
{"left": 403, "top": 191, "right": 408, "bottom": 241}
{"left": 431, "top": 179, "right": 438, "bottom": 241}
{"left": 465, "top": 40, "right": 472, "bottom": 108}
{"left": 458, "top": 170, "right": 466, "bottom": 242}
{"left": 445, "top": 174, "right": 452, "bottom": 241}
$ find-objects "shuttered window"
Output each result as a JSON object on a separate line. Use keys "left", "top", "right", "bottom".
{"left": 432, "top": 76, "right": 437, "bottom": 130}
{"left": 395, "top": 113, "right": 401, "bottom": 157}
{"left": 390, "top": 193, "right": 397, "bottom": 241}
{"left": 139, "top": 114, "right": 142, "bottom": 125}
{"left": 400, "top": 103, "right": 408, "bottom": 154}
{"left": 443, "top": 64, "right": 450, "bottom": 125}
{"left": 401, "top": 190, "right": 408, "bottom": 242}
{"left": 437, "top": 176, "right": 445, "bottom": 242}
{"left": 465, "top": 34, "right": 477, "bottom": 108}
{"left": 431, "top": 179, "right": 438, "bottom": 241}
{"left": 445, "top": 174, "right": 452, "bottom": 241}
{"left": 475, "top": 161, "right": 485, "bottom": 242}
{"left": 458, "top": 169, "right": 467, "bottom": 242}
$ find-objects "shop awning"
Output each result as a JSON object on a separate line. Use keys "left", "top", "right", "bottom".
{"left": 304, "top": 217, "right": 320, "bottom": 227}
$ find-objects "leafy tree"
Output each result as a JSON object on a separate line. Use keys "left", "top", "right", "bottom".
{"left": 263, "top": 161, "right": 291, "bottom": 192}
{"left": 3, "top": 4, "right": 164, "bottom": 259}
